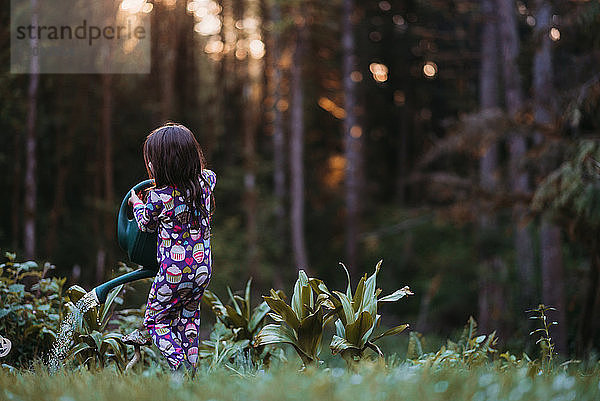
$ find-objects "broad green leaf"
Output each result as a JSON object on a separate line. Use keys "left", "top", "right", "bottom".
{"left": 378, "top": 286, "right": 413, "bottom": 303}
{"left": 291, "top": 275, "right": 303, "bottom": 318}
{"left": 90, "top": 331, "right": 103, "bottom": 351}
{"left": 294, "top": 271, "right": 313, "bottom": 320}
{"left": 315, "top": 293, "right": 334, "bottom": 310}
{"left": 338, "top": 262, "right": 352, "bottom": 299}
{"left": 359, "top": 260, "right": 382, "bottom": 316}
{"left": 227, "top": 287, "right": 243, "bottom": 316}
{"left": 99, "top": 284, "right": 124, "bottom": 331}
{"left": 254, "top": 324, "right": 298, "bottom": 347}
{"left": 202, "top": 290, "right": 228, "bottom": 317}
{"left": 79, "top": 334, "right": 97, "bottom": 349}
{"left": 353, "top": 275, "right": 367, "bottom": 313}
{"left": 296, "top": 309, "right": 324, "bottom": 360}
{"left": 264, "top": 296, "right": 300, "bottom": 330}
{"left": 323, "top": 307, "right": 340, "bottom": 327}
{"left": 68, "top": 342, "right": 90, "bottom": 359}
{"left": 248, "top": 301, "right": 270, "bottom": 333}
{"left": 366, "top": 341, "right": 384, "bottom": 357}
{"left": 224, "top": 305, "right": 248, "bottom": 328}
{"left": 335, "top": 319, "right": 346, "bottom": 337}
{"left": 233, "top": 295, "right": 247, "bottom": 319}
{"left": 267, "top": 312, "right": 285, "bottom": 323}
{"left": 310, "top": 278, "right": 342, "bottom": 312}
{"left": 333, "top": 291, "right": 355, "bottom": 325}
{"left": 345, "top": 311, "right": 374, "bottom": 347}
{"left": 308, "top": 278, "right": 332, "bottom": 297}
{"left": 67, "top": 285, "right": 87, "bottom": 303}
{"left": 370, "top": 324, "right": 409, "bottom": 342}
{"left": 330, "top": 335, "right": 360, "bottom": 355}
{"left": 244, "top": 277, "right": 252, "bottom": 320}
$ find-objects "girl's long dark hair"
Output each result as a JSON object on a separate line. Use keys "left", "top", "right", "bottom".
{"left": 143, "top": 123, "right": 214, "bottom": 228}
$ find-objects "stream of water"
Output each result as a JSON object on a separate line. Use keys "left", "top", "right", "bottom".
{"left": 48, "top": 291, "right": 99, "bottom": 373}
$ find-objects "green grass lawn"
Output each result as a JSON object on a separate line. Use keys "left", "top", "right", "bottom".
{"left": 2, "top": 361, "right": 600, "bottom": 401}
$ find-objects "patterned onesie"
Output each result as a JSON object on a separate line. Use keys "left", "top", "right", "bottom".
{"left": 132, "top": 169, "right": 216, "bottom": 369}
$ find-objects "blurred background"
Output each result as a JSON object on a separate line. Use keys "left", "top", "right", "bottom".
{"left": 1, "top": 0, "right": 600, "bottom": 356}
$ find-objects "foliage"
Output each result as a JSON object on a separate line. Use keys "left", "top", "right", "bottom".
{"left": 254, "top": 270, "right": 332, "bottom": 367}
{"left": 532, "top": 140, "right": 600, "bottom": 238}
{"left": 2, "top": 361, "right": 600, "bottom": 401}
{"left": 527, "top": 304, "right": 558, "bottom": 373}
{"left": 0, "top": 252, "right": 65, "bottom": 367}
{"left": 64, "top": 284, "right": 127, "bottom": 371}
{"left": 407, "top": 317, "right": 498, "bottom": 370}
{"left": 201, "top": 278, "right": 278, "bottom": 368}
{"left": 310, "top": 260, "right": 412, "bottom": 368}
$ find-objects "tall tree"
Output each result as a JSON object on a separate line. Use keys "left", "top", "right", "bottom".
{"left": 242, "top": 0, "right": 263, "bottom": 278}
{"left": 289, "top": 12, "right": 309, "bottom": 272}
{"left": 24, "top": 0, "right": 40, "bottom": 259}
{"left": 477, "top": 0, "right": 504, "bottom": 335}
{"left": 157, "top": 0, "right": 181, "bottom": 121}
{"left": 496, "top": 0, "right": 536, "bottom": 309}
{"left": 270, "top": 0, "right": 287, "bottom": 252}
{"left": 342, "top": 0, "right": 362, "bottom": 273}
{"left": 532, "top": 0, "right": 567, "bottom": 355}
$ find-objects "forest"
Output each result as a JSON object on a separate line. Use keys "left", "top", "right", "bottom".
{"left": 2, "top": 0, "right": 600, "bottom": 369}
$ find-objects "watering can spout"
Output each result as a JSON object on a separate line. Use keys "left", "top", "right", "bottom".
{"left": 93, "top": 268, "right": 157, "bottom": 304}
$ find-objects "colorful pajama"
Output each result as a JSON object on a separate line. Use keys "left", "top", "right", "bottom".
{"left": 133, "top": 169, "right": 216, "bottom": 369}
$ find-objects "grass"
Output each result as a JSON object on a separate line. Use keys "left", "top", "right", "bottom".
{"left": 2, "top": 359, "right": 600, "bottom": 401}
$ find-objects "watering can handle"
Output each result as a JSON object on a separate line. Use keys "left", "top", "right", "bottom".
{"left": 117, "top": 179, "right": 155, "bottom": 251}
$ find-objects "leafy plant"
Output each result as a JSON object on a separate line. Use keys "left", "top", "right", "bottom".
{"left": 527, "top": 304, "right": 558, "bottom": 373}
{"left": 254, "top": 270, "right": 333, "bottom": 367}
{"left": 310, "top": 260, "right": 412, "bottom": 368}
{"left": 0, "top": 252, "right": 65, "bottom": 367}
{"left": 201, "top": 278, "right": 276, "bottom": 367}
{"left": 64, "top": 284, "right": 127, "bottom": 371}
{"left": 408, "top": 317, "right": 497, "bottom": 369}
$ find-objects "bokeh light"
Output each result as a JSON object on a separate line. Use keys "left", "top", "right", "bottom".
{"left": 550, "top": 27, "right": 560, "bottom": 41}
{"left": 194, "top": 15, "right": 221, "bottom": 36}
{"left": 369, "top": 63, "right": 388, "bottom": 83}
{"left": 350, "top": 71, "right": 363, "bottom": 82}
{"left": 121, "top": 0, "right": 147, "bottom": 14}
{"left": 249, "top": 39, "right": 265, "bottom": 59}
{"left": 423, "top": 61, "right": 437, "bottom": 78}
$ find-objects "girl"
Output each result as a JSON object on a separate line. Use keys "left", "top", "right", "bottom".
{"left": 129, "top": 123, "right": 216, "bottom": 371}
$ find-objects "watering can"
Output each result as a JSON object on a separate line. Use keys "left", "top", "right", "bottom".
{"left": 92, "top": 179, "right": 159, "bottom": 304}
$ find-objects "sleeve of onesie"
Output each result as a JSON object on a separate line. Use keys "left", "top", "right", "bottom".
{"left": 132, "top": 188, "right": 164, "bottom": 233}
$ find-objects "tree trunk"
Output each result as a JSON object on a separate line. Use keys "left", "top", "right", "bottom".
{"left": 266, "top": 0, "right": 287, "bottom": 289}
{"left": 158, "top": 0, "right": 179, "bottom": 121}
{"left": 533, "top": 0, "right": 568, "bottom": 356}
{"left": 24, "top": 0, "right": 40, "bottom": 260}
{"left": 477, "top": 0, "right": 502, "bottom": 335}
{"left": 497, "top": 0, "right": 536, "bottom": 310}
{"left": 102, "top": 73, "right": 115, "bottom": 268}
{"left": 342, "top": 0, "right": 362, "bottom": 274}
{"left": 271, "top": 0, "right": 286, "bottom": 248}
{"left": 45, "top": 117, "right": 76, "bottom": 256}
{"left": 289, "top": 21, "right": 309, "bottom": 272}
{"left": 242, "top": 0, "right": 262, "bottom": 278}
{"left": 94, "top": 125, "right": 105, "bottom": 284}
{"left": 12, "top": 117, "right": 22, "bottom": 252}
{"left": 220, "top": 0, "right": 242, "bottom": 169}
{"left": 579, "top": 240, "right": 600, "bottom": 355}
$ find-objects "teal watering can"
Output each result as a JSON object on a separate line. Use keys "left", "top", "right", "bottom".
{"left": 93, "top": 179, "right": 159, "bottom": 304}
